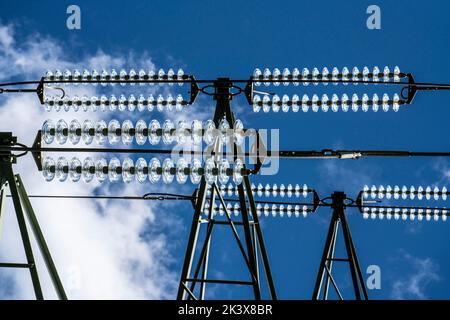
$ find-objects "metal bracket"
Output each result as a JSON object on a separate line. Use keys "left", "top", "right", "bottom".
{"left": 244, "top": 78, "right": 253, "bottom": 105}
{"left": 31, "top": 130, "right": 43, "bottom": 171}
{"left": 189, "top": 76, "right": 200, "bottom": 105}
{"left": 36, "top": 78, "right": 45, "bottom": 104}
{"left": 213, "top": 78, "right": 233, "bottom": 101}
{"left": 355, "top": 191, "right": 364, "bottom": 212}
{"left": 0, "top": 132, "right": 17, "bottom": 165}
{"left": 190, "top": 188, "right": 199, "bottom": 208}
{"left": 404, "top": 73, "right": 417, "bottom": 104}
{"left": 313, "top": 191, "right": 321, "bottom": 212}
{"left": 248, "top": 130, "right": 268, "bottom": 174}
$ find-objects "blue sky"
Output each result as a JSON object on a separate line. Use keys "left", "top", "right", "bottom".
{"left": 0, "top": 0, "right": 450, "bottom": 299}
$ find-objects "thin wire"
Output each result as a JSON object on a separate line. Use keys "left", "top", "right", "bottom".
{"left": 143, "top": 192, "right": 194, "bottom": 200}
{"left": 0, "top": 81, "right": 41, "bottom": 87}
{"left": 0, "top": 88, "right": 37, "bottom": 93}
{"left": 7, "top": 194, "right": 149, "bottom": 200}
{"left": 5, "top": 192, "right": 317, "bottom": 207}
{"left": 3, "top": 145, "right": 450, "bottom": 159}
{"left": 5, "top": 194, "right": 190, "bottom": 201}
{"left": 5, "top": 182, "right": 447, "bottom": 212}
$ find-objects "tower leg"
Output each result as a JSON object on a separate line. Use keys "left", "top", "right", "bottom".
{"left": 340, "top": 211, "right": 368, "bottom": 300}
{"left": 340, "top": 208, "right": 361, "bottom": 300}
{"left": 15, "top": 175, "right": 67, "bottom": 300}
{"left": 177, "top": 178, "right": 208, "bottom": 300}
{"left": 0, "top": 182, "right": 6, "bottom": 238}
{"left": 243, "top": 176, "right": 277, "bottom": 299}
{"left": 198, "top": 185, "right": 215, "bottom": 300}
{"left": 237, "top": 183, "right": 261, "bottom": 299}
{"left": 2, "top": 164, "right": 43, "bottom": 299}
{"left": 312, "top": 210, "right": 339, "bottom": 300}
{"left": 323, "top": 220, "right": 339, "bottom": 300}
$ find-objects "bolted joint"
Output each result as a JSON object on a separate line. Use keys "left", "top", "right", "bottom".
{"left": 213, "top": 77, "right": 233, "bottom": 101}
{"left": 0, "top": 132, "right": 15, "bottom": 146}
{"left": 0, "top": 155, "right": 16, "bottom": 164}
{"left": 331, "top": 191, "right": 346, "bottom": 209}
{"left": 0, "top": 132, "right": 17, "bottom": 164}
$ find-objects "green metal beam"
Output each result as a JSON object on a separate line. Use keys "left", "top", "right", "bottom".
{"left": 3, "top": 164, "right": 43, "bottom": 299}
{"left": 0, "top": 183, "right": 6, "bottom": 239}
{"left": 15, "top": 174, "right": 67, "bottom": 300}
{"left": 176, "top": 178, "right": 208, "bottom": 300}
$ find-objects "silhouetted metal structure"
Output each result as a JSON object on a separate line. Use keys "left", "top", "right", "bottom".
{"left": 1, "top": 66, "right": 450, "bottom": 300}
{"left": 177, "top": 78, "right": 277, "bottom": 300}
{"left": 0, "top": 133, "right": 66, "bottom": 300}
{"left": 312, "top": 192, "right": 367, "bottom": 300}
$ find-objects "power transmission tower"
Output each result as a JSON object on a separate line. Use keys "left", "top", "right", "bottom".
{"left": 312, "top": 192, "right": 367, "bottom": 300}
{"left": 177, "top": 78, "right": 277, "bottom": 300}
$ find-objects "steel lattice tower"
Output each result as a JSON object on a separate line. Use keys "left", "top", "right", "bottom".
{"left": 177, "top": 78, "right": 276, "bottom": 300}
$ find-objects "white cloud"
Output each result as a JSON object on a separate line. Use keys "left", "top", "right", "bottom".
{"left": 0, "top": 24, "right": 182, "bottom": 299}
{"left": 316, "top": 158, "right": 377, "bottom": 201}
{"left": 430, "top": 158, "right": 450, "bottom": 185}
{"left": 0, "top": 24, "right": 14, "bottom": 49}
{"left": 390, "top": 251, "right": 440, "bottom": 300}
